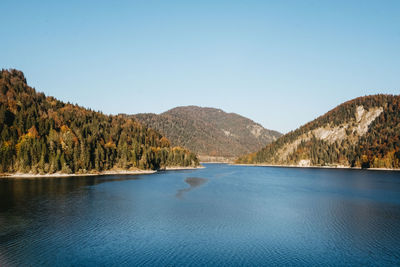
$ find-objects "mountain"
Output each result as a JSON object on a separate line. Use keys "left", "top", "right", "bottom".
{"left": 132, "top": 106, "right": 282, "bottom": 161}
{"left": 0, "top": 69, "right": 199, "bottom": 174}
{"left": 237, "top": 95, "right": 400, "bottom": 169}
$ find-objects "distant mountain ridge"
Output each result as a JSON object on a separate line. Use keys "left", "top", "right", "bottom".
{"left": 132, "top": 106, "right": 282, "bottom": 160}
{"left": 237, "top": 95, "right": 400, "bottom": 169}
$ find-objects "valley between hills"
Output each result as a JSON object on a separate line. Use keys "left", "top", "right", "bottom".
{"left": 1, "top": 69, "right": 399, "bottom": 176}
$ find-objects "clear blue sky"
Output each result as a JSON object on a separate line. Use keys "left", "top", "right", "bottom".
{"left": 1, "top": 0, "right": 399, "bottom": 133}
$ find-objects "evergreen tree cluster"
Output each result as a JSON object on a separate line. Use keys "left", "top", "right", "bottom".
{"left": 237, "top": 94, "right": 400, "bottom": 169}
{"left": 0, "top": 69, "right": 199, "bottom": 174}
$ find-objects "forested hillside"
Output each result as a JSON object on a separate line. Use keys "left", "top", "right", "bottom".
{"left": 237, "top": 95, "right": 400, "bottom": 169}
{"left": 132, "top": 106, "right": 281, "bottom": 160}
{"left": 0, "top": 69, "right": 199, "bottom": 174}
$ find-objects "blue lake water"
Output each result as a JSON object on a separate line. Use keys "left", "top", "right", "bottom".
{"left": 1, "top": 164, "right": 400, "bottom": 266}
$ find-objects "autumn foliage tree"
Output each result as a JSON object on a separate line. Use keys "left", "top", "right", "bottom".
{"left": 237, "top": 94, "right": 400, "bottom": 169}
{"left": 0, "top": 69, "right": 199, "bottom": 174}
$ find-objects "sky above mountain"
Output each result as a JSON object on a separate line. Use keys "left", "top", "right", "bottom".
{"left": 1, "top": 0, "right": 399, "bottom": 133}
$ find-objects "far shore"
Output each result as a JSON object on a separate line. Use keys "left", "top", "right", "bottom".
{"left": 163, "top": 166, "right": 205, "bottom": 171}
{"left": 0, "top": 165, "right": 205, "bottom": 179}
{"left": 233, "top": 163, "right": 400, "bottom": 171}
{"left": 199, "top": 161, "right": 231, "bottom": 164}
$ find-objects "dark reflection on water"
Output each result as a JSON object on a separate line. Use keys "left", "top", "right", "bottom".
{"left": 0, "top": 175, "right": 141, "bottom": 212}
{"left": 176, "top": 177, "right": 208, "bottom": 198}
{"left": 1, "top": 164, "right": 400, "bottom": 266}
{"left": 0, "top": 175, "right": 143, "bottom": 248}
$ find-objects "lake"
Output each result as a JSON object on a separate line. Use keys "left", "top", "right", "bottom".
{"left": 1, "top": 164, "right": 400, "bottom": 266}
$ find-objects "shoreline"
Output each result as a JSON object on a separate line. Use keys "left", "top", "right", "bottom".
{"left": 0, "top": 165, "right": 205, "bottom": 179}
{"left": 233, "top": 163, "right": 400, "bottom": 171}
{"left": 163, "top": 166, "right": 205, "bottom": 171}
{"left": 199, "top": 162, "right": 230, "bottom": 164}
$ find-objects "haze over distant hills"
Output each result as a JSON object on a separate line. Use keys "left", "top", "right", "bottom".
{"left": 237, "top": 95, "right": 400, "bottom": 169}
{"left": 132, "top": 106, "right": 282, "bottom": 161}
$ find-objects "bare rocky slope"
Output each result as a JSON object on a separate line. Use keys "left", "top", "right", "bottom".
{"left": 131, "top": 106, "right": 282, "bottom": 161}
{"left": 237, "top": 95, "right": 400, "bottom": 169}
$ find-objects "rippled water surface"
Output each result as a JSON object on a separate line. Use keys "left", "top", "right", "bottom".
{"left": 1, "top": 164, "right": 400, "bottom": 266}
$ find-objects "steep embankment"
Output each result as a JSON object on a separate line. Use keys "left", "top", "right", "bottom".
{"left": 237, "top": 95, "right": 400, "bottom": 169}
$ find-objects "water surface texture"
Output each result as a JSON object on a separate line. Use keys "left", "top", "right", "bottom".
{"left": 1, "top": 164, "right": 400, "bottom": 266}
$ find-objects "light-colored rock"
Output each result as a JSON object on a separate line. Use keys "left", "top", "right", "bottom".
{"left": 356, "top": 106, "right": 365, "bottom": 122}
{"left": 247, "top": 124, "right": 264, "bottom": 138}
{"left": 273, "top": 105, "right": 383, "bottom": 163}
{"left": 222, "top": 129, "right": 231, "bottom": 137}
{"left": 298, "top": 159, "right": 311, "bottom": 167}
{"left": 355, "top": 106, "right": 383, "bottom": 135}
{"left": 313, "top": 126, "right": 347, "bottom": 143}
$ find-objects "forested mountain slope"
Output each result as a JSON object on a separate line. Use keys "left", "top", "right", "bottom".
{"left": 0, "top": 69, "right": 199, "bottom": 174}
{"left": 132, "top": 106, "right": 281, "bottom": 160}
{"left": 237, "top": 95, "right": 400, "bottom": 169}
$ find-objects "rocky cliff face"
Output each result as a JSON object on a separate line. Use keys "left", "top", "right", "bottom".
{"left": 237, "top": 95, "right": 400, "bottom": 169}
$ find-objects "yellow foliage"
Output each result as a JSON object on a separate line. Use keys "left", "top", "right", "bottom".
{"left": 160, "top": 137, "right": 170, "bottom": 147}
{"left": 361, "top": 155, "right": 369, "bottom": 163}
{"left": 60, "top": 125, "right": 70, "bottom": 133}
{"left": 27, "top": 126, "right": 39, "bottom": 138}
{"left": 105, "top": 141, "right": 116, "bottom": 149}
{"left": 2, "top": 141, "right": 12, "bottom": 148}
{"left": 172, "top": 146, "right": 185, "bottom": 152}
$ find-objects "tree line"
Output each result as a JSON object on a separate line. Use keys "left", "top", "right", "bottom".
{"left": 237, "top": 94, "right": 400, "bottom": 169}
{"left": 0, "top": 69, "right": 199, "bottom": 174}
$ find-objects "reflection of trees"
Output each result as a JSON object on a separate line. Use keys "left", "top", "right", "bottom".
{"left": 176, "top": 177, "right": 208, "bottom": 198}
{"left": 0, "top": 174, "right": 146, "bottom": 262}
{"left": 0, "top": 175, "right": 143, "bottom": 212}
